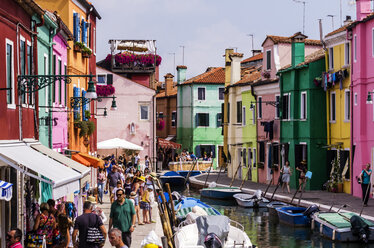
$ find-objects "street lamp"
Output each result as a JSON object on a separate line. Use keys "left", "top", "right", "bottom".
{"left": 85, "top": 78, "right": 97, "bottom": 99}
{"left": 110, "top": 96, "right": 117, "bottom": 110}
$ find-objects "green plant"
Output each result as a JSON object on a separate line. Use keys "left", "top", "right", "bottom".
{"left": 328, "top": 154, "right": 343, "bottom": 192}
{"left": 82, "top": 47, "right": 92, "bottom": 55}
{"left": 87, "top": 120, "right": 95, "bottom": 136}
{"left": 84, "top": 110, "right": 91, "bottom": 119}
{"left": 78, "top": 121, "right": 88, "bottom": 138}
{"left": 74, "top": 41, "right": 85, "bottom": 49}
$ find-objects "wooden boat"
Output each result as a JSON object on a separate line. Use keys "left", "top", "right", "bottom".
{"left": 233, "top": 190, "right": 270, "bottom": 208}
{"left": 174, "top": 215, "right": 253, "bottom": 248}
{"left": 177, "top": 170, "right": 206, "bottom": 178}
{"left": 200, "top": 187, "right": 242, "bottom": 200}
{"left": 159, "top": 171, "right": 186, "bottom": 188}
{"left": 175, "top": 197, "right": 221, "bottom": 218}
{"left": 312, "top": 212, "right": 374, "bottom": 242}
{"left": 267, "top": 201, "right": 289, "bottom": 216}
{"left": 276, "top": 206, "right": 310, "bottom": 227}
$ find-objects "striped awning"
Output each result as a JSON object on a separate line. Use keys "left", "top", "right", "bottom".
{"left": 0, "top": 180, "right": 12, "bottom": 201}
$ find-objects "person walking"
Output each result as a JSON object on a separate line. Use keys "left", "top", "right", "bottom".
{"left": 33, "top": 202, "right": 57, "bottom": 247}
{"left": 55, "top": 214, "right": 71, "bottom": 248}
{"left": 296, "top": 160, "right": 307, "bottom": 191}
{"left": 72, "top": 201, "right": 107, "bottom": 248}
{"left": 108, "top": 166, "right": 122, "bottom": 199}
{"left": 109, "top": 189, "right": 136, "bottom": 247}
{"left": 97, "top": 168, "right": 106, "bottom": 204}
{"left": 360, "top": 163, "right": 372, "bottom": 207}
{"left": 6, "top": 228, "right": 23, "bottom": 248}
{"left": 281, "top": 161, "right": 292, "bottom": 194}
{"left": 108, "top": 228, "right": 128, "bottom": 248}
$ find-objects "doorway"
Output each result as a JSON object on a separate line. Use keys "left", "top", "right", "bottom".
{"left": 237, "top": 148, "right": 242, "bottom": 179}
{"left": 248, "top": 148, "right": 252, "bottom": 181}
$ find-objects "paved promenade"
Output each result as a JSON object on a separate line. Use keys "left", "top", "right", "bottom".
{"left": 190, "top": 173, "right": 374, "bottom": 221}
{"left": 98, "top": 193, "right": 163, "bottom": 248}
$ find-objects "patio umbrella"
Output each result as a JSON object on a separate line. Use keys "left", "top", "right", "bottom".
{"left": 97, "top": 138, "right": 143, "bottom": 158}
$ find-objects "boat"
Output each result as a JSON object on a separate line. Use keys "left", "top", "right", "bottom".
{"left": 177, "top": 170, "right": 206, "bottom": 178}
{"left": 174, "top": 215, "right": 253, "bottom": 248}
{"left": 312, "top": 212, "right": 374, "bottom": 242}
{"left": 159, "top": 171, "right": 186, "bottom": 188}
{"left": 233, "top": 190, "right": 270, "bottom": 208}
{"left": 175, "top": 197, "right": 221, "bottom": 219}
{"left": 267, "top": 201, "right": 289, "bottom": 216}
{"left": 200, "top": 187, "right": 242, "bottom": 200}
{"left": 276, "top": 205, "right": 319, "bottom": 227}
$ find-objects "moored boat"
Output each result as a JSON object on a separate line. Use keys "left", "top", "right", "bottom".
{"left": 267, "top": 201, "right": 289, "bottom": 216}
{"left": 200, "top": 187, "right": 242, "bottom": 200}
{"left": 177, "top": 170, "right": 206, "bottom": 178}
{"left": 312, "top": 212, "right": 374, "bottom": 243}
{"left": 159, "top": 171, "right": 186, "bottom": 188}
{"left": 175, "top": 197, "right": 221, "bottom": 218}
{"left": 276, "top": 205, "right": 319, "bottom": 227}
{"left": 233, "top": 190, "right": 270, "bottom": 208}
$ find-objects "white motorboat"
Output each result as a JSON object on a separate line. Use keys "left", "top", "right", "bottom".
{"left": 233, "top": 190, "right": 270, "bottom": 208}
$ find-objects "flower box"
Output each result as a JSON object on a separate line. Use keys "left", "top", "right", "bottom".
{"left": 74, "top": 44, "right": 82, "bottom": 53}
{"left": 82, "top": 52, "right": 91, "bottom": 58}
{"left": 96, "top": 85, "right": 115, "bottom": 97}
{"left": 105, "top": 52, "right": 162, "bottom": 67}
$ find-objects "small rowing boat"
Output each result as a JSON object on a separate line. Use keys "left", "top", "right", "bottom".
{"left": 200, "top": 187, "right": 242, "bottom": 200}
{"left": 233, "top": 190, "right": 270, "bottom": 208}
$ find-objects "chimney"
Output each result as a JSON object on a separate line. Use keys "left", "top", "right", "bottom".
{"left": 230, "top": 53, "right": 243, "bottom": 85}
{"left": 252, "top": 49, "right": 262, "bottom": 56}
{"left": 164, "top": 73, "right": 174, "bottom": 96}
{"left": 356, "top": 0, "right": 371, "bottom": 21}
{"left": 224, "top": 49, "right": 234, "bottom": 87}
{"left": 344, "top": 15, "right": 353, "bottom": 26}
{"left": 176, "top": 65, "right": 187, "bottom": 84}
{"left": 291, "top": 32, "right": 307, "bottom": 67}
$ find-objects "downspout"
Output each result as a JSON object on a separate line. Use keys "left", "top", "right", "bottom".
{"left": 17, "top": 23, "right": 22, "bottom": 141}
{"left": 252, "top": 86, "right": 258, "bottom": 182}
{"left": 48, "top": 26, "right": 54, "bottom": 148}
{"left": 152, "top": 93, "right": 156, "bottom": 172}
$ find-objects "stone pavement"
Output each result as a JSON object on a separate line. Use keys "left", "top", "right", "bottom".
{"left": 190, "top": 173, "right": 374, "bottom": 221}
{"left": 98, "top": 192, "right": 163, "bottom": 248}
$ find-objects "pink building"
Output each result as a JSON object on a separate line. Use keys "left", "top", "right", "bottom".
{"left": 348, "top": 0, "right": 374, "bottom": 197}
{"left": 51, "top": 15, "right": 73, "bottom": 152}
{"left": 96, "top": 66, "right": 156, "bottom": 164}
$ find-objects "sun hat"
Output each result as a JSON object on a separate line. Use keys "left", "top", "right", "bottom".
{"left": 87, "top": 196, "right": 97, "bottom": 204}
{"left": 130, "top": 191, "right": 136, "bottom": 197}
{"left": 138, "top": 176, "right": 146, "bottom": 182}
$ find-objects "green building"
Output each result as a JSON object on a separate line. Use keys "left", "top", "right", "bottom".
{"left": 278, "top": 33, "right": 327, "bottom": 190}
{"left": 177, "top": 67, "right": 225, "bottom": 168}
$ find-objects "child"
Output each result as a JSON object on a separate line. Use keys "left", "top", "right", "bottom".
{"left": 140, "top": 185, "right": 153, "bottom": 224}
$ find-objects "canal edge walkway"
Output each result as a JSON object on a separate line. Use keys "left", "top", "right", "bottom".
{"left": 189, "top": 173, "right": 374, "bottom": 222}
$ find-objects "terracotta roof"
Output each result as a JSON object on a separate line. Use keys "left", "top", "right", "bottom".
{"left": 235, "top": 71, "right": 261, "bottom": 85}
{"left": 325, "top": 25, "right": 349, "bottom": 38}
{"left": 182, "top": 67, "right": 225, "bottom": 85}
{"left": 241, "top": 53, "right": 263, "bottom": 64}
{"left": 155, "top": 88, "right": 177, "bottom": 98}
{"left": 262, "top": 35, "right": 322, "bottom": 46}
{"left": 280, "top": 49, "right": 325, "bottom": 71}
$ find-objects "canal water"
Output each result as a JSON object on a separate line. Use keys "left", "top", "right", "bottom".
{"left": 185, "top": 190, "right": 374, "bottom": 248}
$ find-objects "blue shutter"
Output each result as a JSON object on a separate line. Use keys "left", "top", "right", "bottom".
{"left": 195, "top": 114, "right": 199, "bottom": 127}
{"left": 195, "top": 146, "right": 201, "bottom": 158}
{"left": 77, "top": 14, "right": 81, "bottom": 42}
{"left": 82, "top": 90, "right": 88, "bottom": 120}
{"left": 268, "top": 145, "right": 272, "bottom": 168}
{"left": 73, "top": 87, "right": 79, "bottom": 119}
{"left": 73, "top": 13, "right": 78, "bottom": 41}
{"left": 82, "top": 20, "right": 87, "bottom": 45}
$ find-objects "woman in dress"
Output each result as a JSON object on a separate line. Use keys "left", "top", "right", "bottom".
{"left": 281, "top": 161, "right": 292, "bottom": 193}
{"left": 97, "top": 168, "right": 106, "bottom": 204}
{"left": 33, "top": 202, "right": 57, "bottom": 247}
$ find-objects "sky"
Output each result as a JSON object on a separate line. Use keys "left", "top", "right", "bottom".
{"left": 90, "top": 0, "right": 357, "bottom": 81}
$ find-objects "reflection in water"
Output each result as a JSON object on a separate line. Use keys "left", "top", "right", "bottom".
{"left": 186, "top": 190, "right": 374, "bottom": 248}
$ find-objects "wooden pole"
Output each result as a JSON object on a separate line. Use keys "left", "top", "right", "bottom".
{"left": 270, "top": 176, "right": 283, "bottom": 201}
{"left": 263, "top": 178, "right": 273, "bottom": 198}
{"left": 229, "top": 162, "right": 241, "bottom": 187}
{"left": 290, "top": 181, "right": 304, "bottom": 205}
{"left": 185, "top": 160, "right": 197, "bottom": 185}
{"left": 203, "top": 162, "right": 214, "bottom": 188}
{"left": 239, "top": 166, "right": 251, "bottom": 190}
{"left": 215, "top": 163, "right": 225, "bottom": 183}
{"left": 297, "top": 178, "right": 308, "bottom": 206}
{"left": 165, "top": 183, "right": 177, "bottom": 225}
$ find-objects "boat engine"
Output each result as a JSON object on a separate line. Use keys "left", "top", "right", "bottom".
{"left": 350, "top": 215, "right": 369, "bottom": 243}
{"left": 204, "top": 233, "right": 223, "bottom": 248}
{"left": 303, "top": 204, "right": 319, "bottom": 218}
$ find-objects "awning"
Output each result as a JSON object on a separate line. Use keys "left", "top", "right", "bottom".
{"left": 30, "top": 144, "right": 90, "bottom": 188}
{"left": 0, "top": 180, "right": 12, "bottom": 201}
{"left": 97, "top": 138, "right": 144, "bottom": 150}
{"left": 79, "top": 153, "right": 104, "bottom": 168}
{"left": 158, "top": 138, "right": 181, "bottom": 149}
{"left": 0, "top": 142, "right": 81, "bottom": 199}
{"left": 72, "top": 154, "right": 91, "bottom": 166}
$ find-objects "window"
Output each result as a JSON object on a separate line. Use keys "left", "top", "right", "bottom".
{"left": 282, "top": 94, "right": 290, "bottom": 120}
{"left": 217, "top": 113, "right": 222, "bottom": 127}
{"left": 171, "top": 111, "right": 177, "bottom": 127}
{"left": 242, "top": 106, "right": 246, "bottom": 126}
{"left": 198, "top": 87, "right": 205, "bottom": 100}
{"left": 345, "top": 42, "right": 350, "bottom": 65}
{"left": 258, "top": 96, "right": 262, "bottom": 119}
{"left": 345, "top": 90, "right": 350, "bottom": 121}
{"left": 354, "top": 92, "right": 358, "bottom": 106}
{"left": 253, "top": 148, "right": 257, "bottom": 167}
{"left": 330, "top": 92, "right": 336, "bottom": 122}
{"left": 227, "top": 102, "right": 230, "bottom": 123}
{"left": 20, "top": 38, "right": 26, "bottom": 105}
{"left": 219, "top": 87, "right": 224, "bottom": 100}
{"left": 6, "top": 39, "right": 14, "bottom": 107}
{"left": 301, "top": 92, "right": 307, "bottom": 120}
{"left": 236, "top": 101, "right": 242, "bottom": 123}
{"left": 275, "top": 95, "right": 280, "bottom": 119}
{"left": 273, "top": 143, "right": 279, "bottom": 165}
{"left": 73, "top": 12, "right": 80, "bottom": 42}
{"left": 93, "top": 27, "right": 96, "bottom": 54}
{"left": 97, "top": 74, "right": 113, "bottom": 85}
{"left": 329, "top": 47, "right": 334, "bottom": 70}
{"left": 354, "top": 35, "right": 357, "bottom": 62}
{"left": 58, "top": 59, "right": 62, "bottom": 104}
{"left": 27, "top": 42, "right": 33, "bottom": 105}
{"left": 243, "top": 149, "right": 247, "bottom": 167}
{"left": 259, "top": 142, "right": 265, "bottom": 163}
{"left": 140, "top": 105, "right": 149, "bottom": 120}
{"left": 266, "top": 50, "right": 271, "bottom": 70}
{"left": 196, "top": 113, "right": 209, "bottom": 127}
{"left": 158, "top": 112, "right": 164, "bottom": 119}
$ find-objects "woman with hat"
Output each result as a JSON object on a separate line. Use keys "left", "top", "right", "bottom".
{"left": 140, "top": 185, "right": 153, "bottom": 224}
{"left": 296, "top": 160, "right": 307, "bottom": 190}
{"left": 87, "top": 196, "right": 107, "bottom": 223}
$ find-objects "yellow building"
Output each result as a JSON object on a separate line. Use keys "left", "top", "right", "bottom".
{"left": 35, "top": 0, "right": 101, "bottom": 154}
{"left": 324, "top": 25, "right": 351, "bottom": 194}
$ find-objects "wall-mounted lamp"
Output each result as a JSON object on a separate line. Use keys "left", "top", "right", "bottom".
{"left": 96, "top": 107, "right": 108, "bottom": 118}
{"left": 366, "top": 92, "right": 373, "bottom": 104}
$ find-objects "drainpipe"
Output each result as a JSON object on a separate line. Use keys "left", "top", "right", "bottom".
{"left": 48, "top": 26, "right": 54, "bottom": 148}
{"left": 17, "top": 23, "right": 22, "bottom": 141}
{"left": 350, "top": 70, "right": 354, "bottom": 195}
{"left": 152, "top": 94, "right": 156, "bottom": 172}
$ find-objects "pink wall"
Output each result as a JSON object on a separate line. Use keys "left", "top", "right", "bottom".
{"left": 96, "top": 66, "right": 155, "bottom": 164}
{"left": 351, "top": 18, "right": 374, "bottom": 197}
{"left": 52, "top": 33, "right": 68, "bottom": 151}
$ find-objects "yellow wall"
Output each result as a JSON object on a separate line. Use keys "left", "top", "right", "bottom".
{"left": 326, "top": 42, "right": 351, "bottom": 194}
{"left": 35, "top": 0, "right": 91, "bottom": 153}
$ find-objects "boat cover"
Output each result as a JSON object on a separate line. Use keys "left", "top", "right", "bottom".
{"left": 162, "top": 171, "right": 182, "bottom": 177}
{"left": 317, "top": 213, "right": 374, "bottom": 228}
{"left": 177, "top": 207, "right": 219, "bottom": 217}
{"left": 196, "top": 215, "right": 230, "bottom": 245}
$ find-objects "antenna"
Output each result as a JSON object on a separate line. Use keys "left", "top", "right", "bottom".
{"left": 293, "top": 0, "right": 307, "bottom": 34}
{"left": 327, "top": 14, "right": 335, "bottom": 30}
{"left": 340, "top": 0, "right": 342, "bottom": 27}
{"left": 169, "top": 52, "right": 176, "bottom": 76}
{"left": 179, "top": 45, "right": 185, "bottom": 65}
{"left": 247, "top": 34, "right": 254, "bottom": 55}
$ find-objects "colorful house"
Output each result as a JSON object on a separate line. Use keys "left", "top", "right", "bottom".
{"left": 347, "top": 0, "right": 374, "bottom": 198}
{"left": 324, "top": 22, "right": 352, "bottom": 194}
{"left": 278, "top": 33, "right": 327, "bottom": 190}
{"left": 177, "top": 67, "right": 225, "bottom": 168}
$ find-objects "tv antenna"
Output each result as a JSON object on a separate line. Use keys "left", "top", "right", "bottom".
{"left": 293, "top": 0, "right": 307, "bottom": 34}
{"left": 327, "top": 14, "right": 335, "bottom": 30}
{"left": 247, "top": 34, "right": 254, "bottom": 54}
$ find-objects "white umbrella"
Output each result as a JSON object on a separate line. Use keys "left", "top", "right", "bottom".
{"left": 97, "top": 138, "right": 144, "bottom": 151}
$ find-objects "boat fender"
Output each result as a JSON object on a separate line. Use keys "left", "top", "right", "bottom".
{"left": 204, "top": 233, "right": 223, "bottom": 248}
{"left": 311, "top": 219, "right": 315, "bottom": 230}
{"left": 319, "top": 223, "right": 323, "bottom": 234}
{"left": 332, "top": 230, "right": 336, "bottom": 241}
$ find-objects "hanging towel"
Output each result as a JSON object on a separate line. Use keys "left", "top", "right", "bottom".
{"left": 323, "top": 73, "right": 327, "bottom": 91}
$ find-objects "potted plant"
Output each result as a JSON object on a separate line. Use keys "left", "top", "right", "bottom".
{"left": 74, "top": 41, "right": 84, "bottom": 52}
{"left": 328, "top": 155, "right": 343, "bottom": 193}
{"left": 84, "top": 110, "right": 91, "bottom": 120}
{"left": 82, "top": 47, "right": 92, "bottom": 58}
